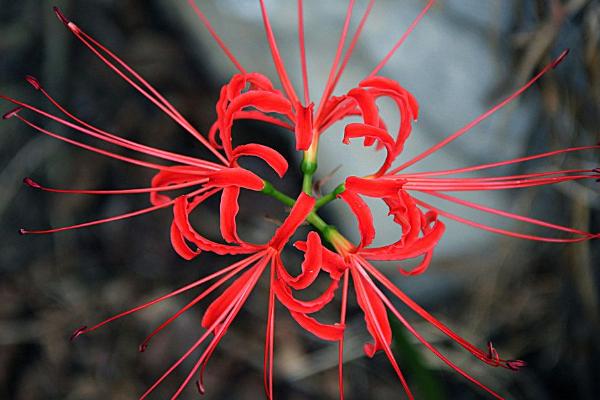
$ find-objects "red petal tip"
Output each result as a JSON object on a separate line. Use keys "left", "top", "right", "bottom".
{"left": 551, "top": 49, "right": 569, "bottom": 69}
{"left": 23, "top": 177, "right": 41, "bottom": 188}
{"left": 195, "top": 379, "right": 206, "bottom": 395}
{"left": 3, "top": 107, "right": 23, "bottom": 120}
{"left": 53, "top": 6, "right": 70, "bottom": 25}
{"left": 25, "top": 75, "right": 41, "bottom": 90}
{"left": 70, "top": 326, "right": 87, "bottom": 341}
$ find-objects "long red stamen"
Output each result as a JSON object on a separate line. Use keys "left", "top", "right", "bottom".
{"left": 53, "top": 7, "right": 228, "bottom": 164}
{"left": 297, "top": 0, "right": 310, "bottom": 105}
{"left": 23, "top": 177, "right": 209, "bottom": 195}
{"left": 258, "top": 0, "right": 300, "bottom": 104}
{"left": 71, "top": 252, "right": 264, "bottom": 341}
{"left": 359, "top": 258, "right": 521, "bottom": 369}
{"left": 187, "top": 0, "right": 247, "bottom": 74}
{"left": 24, "top": 75, "right": 222, "bottom": 171}
{"left": 394, "top": 49, "right": 570, "bottom": 172}
{"left": 413, "top": 197, "right": 597, "bottom": 243}
{"left": 139, "top": 290, "right": 245, "bottom": 400}
{"left": 403, "top": 168, "right": 595, "bottom": 182}
{"left": 392, "top": 145, "right": 600, "bottom": 176}
{"left": 367, "top": 0, "right": 436, "bottom": 78}
{"left": 263, "top": 259, "right": 276, "bottom": 399}
{"left": 315, "top": 0, "right": 356, "bottom": 122}
{"left": 2, "top": 95, "right": 219, "bottom": 170}
{"left": 171, "top": 259, "right": 268, "bottom": 399}
{"left": 20, "top": 187, "right": 208, "bottom": 235}
{"left": 139, "top": 252, "right": 265, "bottom": 352}
{"left": 329, "top": 0, "right": 376, "bottom": 101}
{"left": 355, "top": 259, "right": 505, "bottom": 400}
{"left": 350, "top": 259, "right": 414, "bottom": 399}
{"left": 338, "top": 269, "right": 349, "bottom": 400}
{"left": 422, "top": 190, "right": 595, "bottom": 238}
{"left": 10, "top": 112, "right": 165, "bottom": 170}
{"left": 403, "top": 172, "right": 597, "bottom": 191}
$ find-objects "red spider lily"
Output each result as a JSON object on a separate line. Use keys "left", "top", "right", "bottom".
{"left": 2, "top": 1, "right": 599, "bottom": 399}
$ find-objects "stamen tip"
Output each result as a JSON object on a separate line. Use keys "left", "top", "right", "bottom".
{"left": 53, "top": 6, "right": 70, "bottom": 25}
{"left": 552, "top": 49, "right": 570, "bottom": 69}
{"left": 138, "top": 342, "right": 148, "bottom": 353}
{"left": 25, "top": 75, "right": 41, "bottom": 90}
{"left": 70, "top": 326, "right": 87, "bottom": 341}
{"left": 3, "top": 107, "right": 23, "bottom": 120}
{"left": 23, "top": 177, "right": 41, "bottom": 188}
{"left": 195, "top": 380, "right": 206, "bottom": 395}
{"left": 18, "top": 228, "right": 27, "bottom": 235}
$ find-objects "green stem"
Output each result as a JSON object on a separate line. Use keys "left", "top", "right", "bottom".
{"left": 261, "top": 180, "right": 343, "bottom": 246}
{"left": 301, "top": 158, "right": 317, "bottom": 195}
{"left": 314, "top": 183, "right": 346, "bottom": 210}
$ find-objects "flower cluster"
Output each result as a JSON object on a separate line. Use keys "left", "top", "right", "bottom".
{"left": 2, "top": 2, "right": 598, "bottom": 399}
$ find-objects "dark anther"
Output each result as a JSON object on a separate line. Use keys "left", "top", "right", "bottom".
{"left": 70, "top": 326, "right": 88, "bottom": 341}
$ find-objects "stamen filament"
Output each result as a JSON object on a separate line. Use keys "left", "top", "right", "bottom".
{"left": 187, "top": 0, "right": 247, "bottom": 74}
{"left": 422, "top": 190, "right": 595, "bottom": 237}
{"left": 355, "top": 259, "right": 504, "bottom": 400}
{"left": 20, "top": 187, "right": 209, "bottom": 235}
{"left": 54, "top": 8, "right": 228, "bottom": 164}
{"left": 393, "top": 49, "right": 570, "bottom": 172}
{"left": 297, "top": 0, "right": 310, "bottom": 105}
{"left": 367, "top": 0, "right": 436, "bottom": 78}
{"left": 391, "top": 145, "right": 600, "bottom": 176}
{"left": 258, "top": 0, "right": 300, "bottom": 104}
{"left": 23, "top": 177, "right": 209, "bottom": 195}
{"left": 315, "top": 0, "right": 356, "bottom": 122}
{"left": 413, "top": 197, "right": 597, "bottom": 243}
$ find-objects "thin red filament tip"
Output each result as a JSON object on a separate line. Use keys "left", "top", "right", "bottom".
{"left": 25, "top": 75, "right": 41, "bottom": 90}
{"left": 195, "top": 380, "right": 206, "bottom": 395}
{"left": 53, "top": 6, "right": 70, "bottom": 25}
{"left": 23, "top": 177, "right": 41, "bottom": 188}
{"left": 70, "top": 326, "right": 88, "bottom": 341}
{"left": 552, "top": 49, "right": 569, "bottom": 68}
{"left": 3, "top": 107, "right": 23, "bottom": 120}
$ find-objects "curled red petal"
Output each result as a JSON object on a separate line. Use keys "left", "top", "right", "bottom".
{"left": 220, "top": 186, "right": 241, "bottom": 244}
{"left": 289, "top": 310, "right": 344, "bottom": 341}
{"left": 170, "top": 222, "right": 200, "bottom": 260}
{"left": 273, "top": 272, "right": 339, "bottom": 314}
{"left": 269, "top": 193, "right": 315, "bottom": 250}
{"left": 283, "top": 231, "right": 323, "bottom": 289}
{"left": 294, "top": 102, "right": 314, "bottom": 151}
{"left": 295, "top": 239, "right": 347, "bottom": 280}
{"left": 221, "top": 90, "right": 293, "bottom": 154}
{"left": 150, "top": 166, "right": 209, "bottom": 205}
{"left": 345, "top": 176, "right": 404, "bottom": 198}
{"left": 173, "top": 195, "right": 259, "bottom": 255}
{"left": 338, "top": 190, "right": 375, "bottom": 249}
{"left": 231, "top": 143, "right": 288, "bottom": 178}
{"left": 347, "top": 87, "right": 379, "bottom": 126}
{"left": 208, "top": 167, "right": 264, "bottom": 191}
{"left": 343, "top": 123, "right": 395, "bottom": 176}
{"left": 398, "top": 249, "right": 434, "bottom": 276}
{"left": 352, "top": 268, "right": 392, "bottom": 358}
{"left": 201, "top": 263, "right": 260, "bottom": 330}
{"left": 360, "top": 219, "right": 445, "bottom": 261}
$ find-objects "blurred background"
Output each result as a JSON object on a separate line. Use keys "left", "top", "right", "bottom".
{"left": 1, "top": 0, "right": 598, "bottom": 399}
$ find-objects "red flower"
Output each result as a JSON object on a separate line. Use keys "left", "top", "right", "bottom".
{"left": 2, "top": 1, "right": 598, "bottom": 399}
